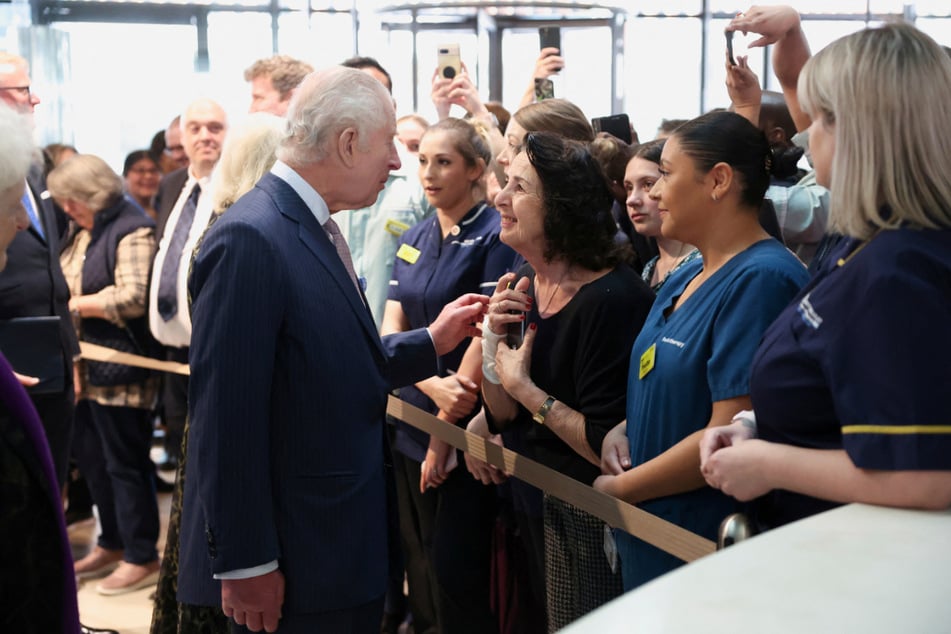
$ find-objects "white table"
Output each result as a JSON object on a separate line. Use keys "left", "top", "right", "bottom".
{"left": 561, "top": 504, "right": 951, "bottom": 633}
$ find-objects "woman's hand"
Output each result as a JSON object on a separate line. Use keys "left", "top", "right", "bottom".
{"left": 463, "top": 409, "right": 508, "bottom": 485}
{"left": 600, "top": 420, "right": 631, "bottom": 475}
{"left": 725, "top": 54, "right": 762, "bottom": 115}
{"left": 699, "top": 419, "right": 756, "bottom": 470}
{"left": 420, "top": 374, "right": 479, "bottom": 420}
{"left": 593, "top": 474, "right": 621, "bottom": 497}
{"left": 701, "top": 438, "right": 775, "bottom": 501}
{"left": 13, "top": 371, "right": 40, "bottom": 387}
{"left": 495, "top": 322, "right": 537, "bottom": 401}
{"left": 73, "top": 363, "right": 82, "bottom": 404}
{"left": 534, "top": 47, "right": 564, "bottom": 79}
{"left": 445, "top": 64, "right": 490, "bottom": 118}
{"left": 431, "top": 68, "right": 454, "bottom": 120}
{"left": 420, "top": 435, "right": 458, "bottom": 492}
{"left": 727, "top": 5, "right": 801, "bottom": 48}
{"left": 486, "top": 273, "right": 532, "bottom": 336}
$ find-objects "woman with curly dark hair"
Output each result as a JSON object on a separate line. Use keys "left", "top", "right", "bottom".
{"left": 481, "top": 131, "right": 653, "bottom": 630}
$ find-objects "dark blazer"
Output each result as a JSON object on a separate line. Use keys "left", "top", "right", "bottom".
{"left": 154, "top": 167, "right": 190, "bottom": 242}
{"left": 0, "top": 166, "right": 78, "bottom": 372}
{"left": 178, "top": 173, "right": 437, "bottom": 614}
{"left": 0, "top": 353, "right": 80, "bottom": 634}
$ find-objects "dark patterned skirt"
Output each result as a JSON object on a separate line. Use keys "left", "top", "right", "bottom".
{"left": 150, "top": 417, "right": 229, "bottom": 634}
{"left": 543, "top": 494, "right": 623, "bottom": 632}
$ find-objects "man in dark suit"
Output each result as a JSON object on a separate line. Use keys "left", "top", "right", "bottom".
{"left": 149, "top": 98, "right": 227, "bottom": 469}
{"left": 0, "top": 52, "right": 78, "bottom": 486}
{"left": 178, "top": 67, "right": 488, "bottom": 633}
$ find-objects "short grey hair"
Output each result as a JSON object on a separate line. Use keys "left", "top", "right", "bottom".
{"left": 47, "top": 154, "right": 124, "bottom": 211}
{"left": 799, "top": 22, "right": 951, "bottom": 238}
{"left": 277, "top": 66, "right": 393, "bottom": 166}
{"left": 0, "top": 104, "right": 34, "bottom": 191}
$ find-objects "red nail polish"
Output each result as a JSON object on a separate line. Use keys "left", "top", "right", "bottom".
{"left": 529, "top": 323, "right": 537, "bottom": 331}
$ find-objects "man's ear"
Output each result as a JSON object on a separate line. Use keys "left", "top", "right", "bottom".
{"left": 337, "top": 127, "right": 359, "bottom": 168}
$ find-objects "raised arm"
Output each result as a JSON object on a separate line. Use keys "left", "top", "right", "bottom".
{"left": 729, "top": 5, "right": 812, "bottom": 131}
{"left": 517, "top": 47, "right": 565, "bottom": 110}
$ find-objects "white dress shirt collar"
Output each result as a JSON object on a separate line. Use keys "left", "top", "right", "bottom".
{"left": 270, "top": 160, "right": 330, "bottom": 227}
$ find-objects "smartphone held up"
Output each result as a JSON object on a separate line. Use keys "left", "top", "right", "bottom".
{"left": 535, "top": 26, "right": 562, "bottom": 101}
{"left": 437, "top": 43, "right": 462, "bottom": 80}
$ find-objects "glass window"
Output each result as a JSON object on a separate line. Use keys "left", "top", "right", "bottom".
{"left": 867, "top": 0, "right": 911, "bottom": 13}
{"left": 916, "top": 18, "right": 951, "bottom": 46}
{"left": 914, "top": 2, "right": 951, "bottom": 17}
{"left": 48, "top": 22, "right": 198, "bottom": 169}
{"left": 800, "top": 19, "right": 868, "bottom": 54}
{"left": 623, "top": 17, "right": 702, "bottom": 140}
{"left": 633, "top": 1, "right": 703, "bottom": 16}
{"left": 499, "top": 26, "right": 612, "bottom": 123}
{"left": 278, "top": 10, "right": 355, "bottom": 70}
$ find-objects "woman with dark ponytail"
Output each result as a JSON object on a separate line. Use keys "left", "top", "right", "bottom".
{"left": 594, "top": 110, "right": 810, "bottom": 590}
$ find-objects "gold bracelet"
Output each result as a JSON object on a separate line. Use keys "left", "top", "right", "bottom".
{"left": 532, "top": 395, "right": 556, "bottom": 425}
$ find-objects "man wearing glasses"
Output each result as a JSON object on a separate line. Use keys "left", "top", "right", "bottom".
{"left": 0, "top": 51, "right": 78, "bottom": 490}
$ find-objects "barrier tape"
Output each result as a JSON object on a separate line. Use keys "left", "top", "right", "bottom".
{"left": 79, "top": 344, "right": 716, "bottom": 563}
{"left": 79, "top": 342, "right": 190, "bottom": 376}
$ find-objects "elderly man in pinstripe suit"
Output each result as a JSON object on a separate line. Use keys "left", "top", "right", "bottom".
{"left": 178, "top": 66, "right": 488, "bottom": 633}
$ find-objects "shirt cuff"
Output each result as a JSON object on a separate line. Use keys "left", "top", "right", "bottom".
{"left": 213, "top": 560, "right": 279, "bottom": 580}
{"left": 424, "top": 327, "right": 436, "bottom": 353}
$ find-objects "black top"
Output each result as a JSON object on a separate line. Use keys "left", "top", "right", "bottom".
{"left": 489, "top": 262, "right": 653, "bottom": 485}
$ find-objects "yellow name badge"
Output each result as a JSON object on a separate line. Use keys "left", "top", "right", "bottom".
{"left": 396, "top": 243, "right": 421, "bottom": 264}
{"left": 638, "top": 343, "right": 656, "bottom": 380}
{"left": 385, "top": 219, "right": 411, "bottom": 237}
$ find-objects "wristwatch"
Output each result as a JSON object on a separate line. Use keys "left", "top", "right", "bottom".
{"left": 533, "top": 395, "right": 556, "bottom": 425}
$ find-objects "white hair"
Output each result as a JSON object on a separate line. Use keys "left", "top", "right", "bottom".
{"left": 0, "top": 104, "right": 34, "bottom": 191}
{"left": 799, "top": 22, "right": 951, "bottom": 238}
{"left": 276, "top": 66, "right": 392, "bottom": 166}
{"left": 210, "top": 112, "right": 286, "bottom": 214}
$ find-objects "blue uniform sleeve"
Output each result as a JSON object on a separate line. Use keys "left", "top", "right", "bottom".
{"left": 828, "top": 257, "right": 951, "bottom": 470}
{"left": 708, "top": 258, "right": 807, "bottom": 402}
{"left": 480, "top": 233, "right": 518, "bottom": 294}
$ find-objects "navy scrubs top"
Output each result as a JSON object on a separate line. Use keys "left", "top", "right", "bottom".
{"left": 388, "top": 203, "right": 518, "bottom": 461}
{"left": 751, "top": 226, "right": 951, "bottom": 528}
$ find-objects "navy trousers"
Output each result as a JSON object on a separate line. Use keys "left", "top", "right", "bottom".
{"left": 73, "top": 399, "right": 159, "bottom": 563}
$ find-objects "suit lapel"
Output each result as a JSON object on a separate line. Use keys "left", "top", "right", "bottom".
{"left": 258, "top": 175, "right": 387, "bottom": 359}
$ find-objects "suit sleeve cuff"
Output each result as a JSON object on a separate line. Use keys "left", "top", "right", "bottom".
{"left": 213, "top": 560, "right": 279, "bottom": 580}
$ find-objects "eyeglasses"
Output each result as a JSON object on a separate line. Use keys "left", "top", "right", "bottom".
{"left": 0, "top": 86, "right": 32, "bottom": 98}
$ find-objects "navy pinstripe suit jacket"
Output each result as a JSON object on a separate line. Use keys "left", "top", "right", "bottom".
{"left": 177, "top": 172, "right": 436, "bottom": 613}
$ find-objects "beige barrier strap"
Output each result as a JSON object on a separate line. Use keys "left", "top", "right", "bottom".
{"left": 76, "top": 344, "right": 715, "bottom": 562}
{"left": 387, "top": 397, "right": 716, "bottom": 563}
{"left": 79, "top": 342, "right": 190, "bottom": 376}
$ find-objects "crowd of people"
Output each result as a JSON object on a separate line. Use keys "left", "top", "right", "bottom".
{"left": 1, "top": 4, "right": 950, "bottom": 634}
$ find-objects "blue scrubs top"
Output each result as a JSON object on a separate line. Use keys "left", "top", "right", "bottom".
{"left": 389, "top": 203, "right": 517, "bottom": 461}
{"left": 618, "top": 239, "right": 809, "bottom": 590}
{"left": 751, "top": 226, "right": 951, "bottom": 528}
